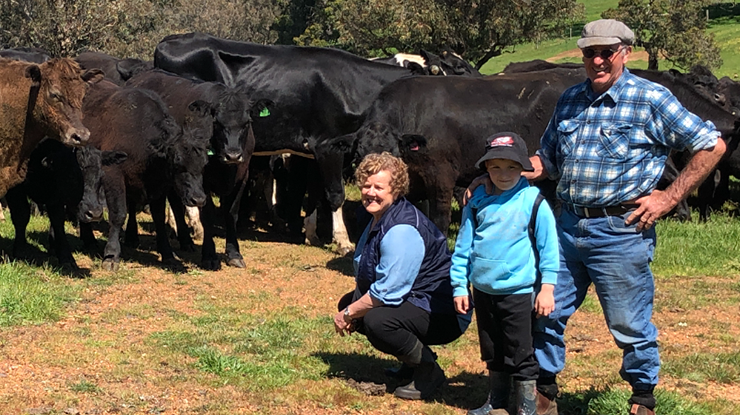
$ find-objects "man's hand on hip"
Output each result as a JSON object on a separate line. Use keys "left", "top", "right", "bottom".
{"left": 626, "top": 189, "right": 675, "bottom": 231}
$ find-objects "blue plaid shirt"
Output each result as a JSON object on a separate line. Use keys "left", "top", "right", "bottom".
{"left": 536, "top": 69, "right": 719, "bottom": 207}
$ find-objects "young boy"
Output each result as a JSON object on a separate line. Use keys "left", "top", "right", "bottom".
{"left": 451, "top": 132, "right": 559, "bottom": 415}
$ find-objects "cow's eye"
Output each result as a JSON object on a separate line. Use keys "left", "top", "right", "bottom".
{"left": 50, "top": 92, "right": 63, "bottom": 102}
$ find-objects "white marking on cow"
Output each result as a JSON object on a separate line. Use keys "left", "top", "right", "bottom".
{"left": 186, "top": 206, "right": 203, "bottom": 241}
{"left": 252, "top": 149, "right": 315, "bottom": 159}
{"left": 332, "top": 206, "right": 354, "bottom": 255}
{"left": 394, "top": 53, "right": 427, "bottom": 68}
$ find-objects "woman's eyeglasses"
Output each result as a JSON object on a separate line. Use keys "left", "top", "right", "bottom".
{"left": 581, "top": 46, "right": 624, "bottom": 59}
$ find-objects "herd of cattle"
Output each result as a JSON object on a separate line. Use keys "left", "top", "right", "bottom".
{"left": 0, "top": 33, "right": 739, "bottom": 273}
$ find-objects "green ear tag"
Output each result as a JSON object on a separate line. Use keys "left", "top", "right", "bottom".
{"left": 207, "top": 149, "right": 214, "bottom": 156}
{"left": 259, "top": 107, "right": 270, "bottom": 117}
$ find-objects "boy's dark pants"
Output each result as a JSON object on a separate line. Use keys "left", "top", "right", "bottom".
{"left": 473, "top": 288, "right": 538, "bottom": 381}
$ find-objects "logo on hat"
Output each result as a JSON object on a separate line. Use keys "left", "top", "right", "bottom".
{"left": 488, "top": 136, "right": 514, "bottom": 148}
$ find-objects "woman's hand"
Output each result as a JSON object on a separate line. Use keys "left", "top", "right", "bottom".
{"left": 333, "top": 310, "right": 353, "bottom": 336}
{"left": 535, "top": 284, "right": 555, "bottom": 318}
{"left": 454, "top": 295, "right": 470, "bottom": 314}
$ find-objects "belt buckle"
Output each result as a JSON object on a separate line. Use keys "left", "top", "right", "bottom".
{"left": 583, "top": 208, "right": 592, "bottom": 218}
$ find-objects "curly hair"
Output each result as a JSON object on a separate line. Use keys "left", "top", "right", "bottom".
{"left": 355, "top": 152, "right": 410, "bottom": 198}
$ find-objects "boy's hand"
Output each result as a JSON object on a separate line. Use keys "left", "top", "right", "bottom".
{"left": 462, "top": 174, "right": 493, "bottom": 205}
{"left": 454, "top": 295, "right": 470, "bottom": 314}
{"left": 534, "top": 284, "right": 555, "bottom": 318}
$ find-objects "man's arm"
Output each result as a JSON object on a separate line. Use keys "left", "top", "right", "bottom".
{"left": 626, "top": 139, "right": 726, "bottom": 231}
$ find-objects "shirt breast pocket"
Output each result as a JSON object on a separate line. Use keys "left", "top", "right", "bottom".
{"left": 557, "top": 120, "right": 580, "bottom": 156}
{"left": 599, "top": 123, "right": 631, "bottom": 160}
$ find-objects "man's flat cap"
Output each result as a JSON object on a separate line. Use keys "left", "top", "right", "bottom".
{"left": 577, "top": 19, "right": 635, "bottom": 48}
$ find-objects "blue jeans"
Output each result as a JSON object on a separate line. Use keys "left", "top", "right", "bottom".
{"left": 533, "top": 208, "right": 660, "bottom": 390}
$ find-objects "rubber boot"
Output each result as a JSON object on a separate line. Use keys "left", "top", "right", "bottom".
{"left": 467, "top": 371, "right": 511, "bottom": 415}
{"left": 514, "top": 380, "right": 537, "bottom": 415}
{"left": 393, "top": 341, "right": 446, "bottom": 400}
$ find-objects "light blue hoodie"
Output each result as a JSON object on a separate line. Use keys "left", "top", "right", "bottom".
{"left": 450, "top": 177, "right": 559, "bottom": 296}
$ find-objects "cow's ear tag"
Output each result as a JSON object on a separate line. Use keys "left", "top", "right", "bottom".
{"left": 259, "top": 107, "right": 270, "bottom": 117}
{"left": 207, "top": 149, "right": 215, "bottom": 156}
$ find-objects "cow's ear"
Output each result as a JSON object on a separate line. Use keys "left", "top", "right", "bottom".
{"left": 399, "top": 134, "right": 427, "bottom": 152}
{"left": 81, "top": 68, "right": 105, "bottom": 85}
{"left": 187, "top": 100, "right": 213, "bottom": 117}
{"left": 102, "top": 151, "right": 128, "bottom": 166}
{"left": 407, "top": 62, "right": 426, "bottom": 76}
{"left": 251, "top": 99, "right": 274, "bottom": 119}
{"left": 25, "top": 64, "right": 42, "bottom": 86}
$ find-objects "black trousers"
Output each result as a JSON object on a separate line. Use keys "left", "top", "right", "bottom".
{"left": 473, "top": 288, "right": 538, "bottom": 381}
{"left": 338, "top": 290, "right": 464, "bottom": 357}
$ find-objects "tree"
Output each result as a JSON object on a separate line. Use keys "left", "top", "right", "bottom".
{"left": 0, "top": 0, "right": 281, "bottom": 59}
{"left": 602, "top": 0, "right": 722, "bottom": 71}
{"left": 296, "top": 0, "right": 584, "bottom": 68}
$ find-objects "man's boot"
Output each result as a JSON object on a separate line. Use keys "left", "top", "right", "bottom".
{"left": 514, "top": 380, "right": 537, "bottom": 415}
{"left": 393, "top": 341, "right": 446, "bottom": 400}
{"left": 467, "top": 371, "right": 511, "bottom": 415}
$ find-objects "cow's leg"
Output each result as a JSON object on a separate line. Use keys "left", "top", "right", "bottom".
{"left": 697, "top": 169, "right": 719, "bottom": 221}
{"left": 165, "top": 202, "right": 178, "bottom": 235}
{"left": 168, "top": 192, "right": 195, "bottom": 251}
{"left": 427, "top": 175, "right": 455, "bottom": 235}
{"left": 199, "top": 195, "right": 221, "bottom": 271}
{"left": 123, "top": 199, "right": 140, "bottom": 248}
{"left": 304, "top": 210, "right": 320, "bottom": 246}
{"left": 221, "top": 189, "right": 246, "bottom": 269}
{"left": 6, "top": 186, "right": 31, "bottom": 259}
{"left": 0, "top": 200, "right": 6, "bottom": 221}
{"left": 102, "top": 175, "right": 127, "bottom": 271}
{"left": 331, "top": 205, "right": 354, "bottom": 255}
{"left": 46, "top": 203, "right": 78, "bottom": 270}
{"left": 79, "top": 221, "right": 98, "bottom": 251}
{"left": 150, "top": 195, "right": 183, "bottom": 270}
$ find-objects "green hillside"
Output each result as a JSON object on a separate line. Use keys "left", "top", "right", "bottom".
{"left": 480, "top": 0, "right": 740, "bottom": 78}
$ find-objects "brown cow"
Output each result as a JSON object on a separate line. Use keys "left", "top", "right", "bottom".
{"left": 0, "top": 57, "right": 103, "bottom": 197}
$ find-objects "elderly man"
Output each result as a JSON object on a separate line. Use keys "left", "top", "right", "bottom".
{"left": 520, "top": 19, "right": 727, "bottom": 415}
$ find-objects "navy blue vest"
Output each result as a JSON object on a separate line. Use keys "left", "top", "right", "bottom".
{"left": 356, "top": 198, "right": 456, "bottom": 314}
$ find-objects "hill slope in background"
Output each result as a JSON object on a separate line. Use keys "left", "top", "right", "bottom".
{"left": 480, "top": 0, "right": 740, "bottom": 78}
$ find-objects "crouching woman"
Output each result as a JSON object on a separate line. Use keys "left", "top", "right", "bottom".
{"left": 334, "top": 152, "right": 471, "bottom": 400}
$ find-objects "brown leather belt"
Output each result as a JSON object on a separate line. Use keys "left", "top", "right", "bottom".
{"left": 566, "top": 204, "right": 636, "bottom": 218}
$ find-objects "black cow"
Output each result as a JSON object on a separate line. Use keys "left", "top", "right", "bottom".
{"left": 76, "top": 51, "right": 153, "bottom": 86}
{"left": 154, "top": 32, "right": 475, "bottom": 254}
{"left": 0, "top": 47, "right": 51, "bottom": 63}
{"left": 503, "top": 60, "right": 730, "bottom": 111}
{"left": 127, "top": 69, "right": 270, "bottom": 270}
{"left": 372, "top": 50, "right": 481, "bottom": 77}
{"left": 6, "top": 139, "right": 127, "bottom": 271}
{"left": 352, "top": 68, "right": 739, "bottom": 233}
{"left": 78, "top": 80, "right": 210, "bottom": 271}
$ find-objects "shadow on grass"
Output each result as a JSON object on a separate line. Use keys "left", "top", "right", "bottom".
{"left": 314, "top": 352, "right": 614, "bottom": 413}
{"left": 0, "top": 229, "right": 94, "bottom": 278}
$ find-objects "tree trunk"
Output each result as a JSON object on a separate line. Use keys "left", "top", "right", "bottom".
{"left": 646, "top": 46, "right": 659, "bottom": 71}
{"left": 475, "top": 47, "right": 501, "bottom": 70}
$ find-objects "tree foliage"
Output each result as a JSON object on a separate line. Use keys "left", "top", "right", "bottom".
{"left": 0, "top": 0, "right": 280, "bottom": 59}
{"left": 296, "top": 0, "right": 585, "bottom": 68}
{"left": 602, "top": 0, "right": 722, "bottom": 71}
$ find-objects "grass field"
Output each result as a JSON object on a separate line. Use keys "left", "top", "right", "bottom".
{"left": 0, "top": 202, "right": 738, "bottom": 414}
